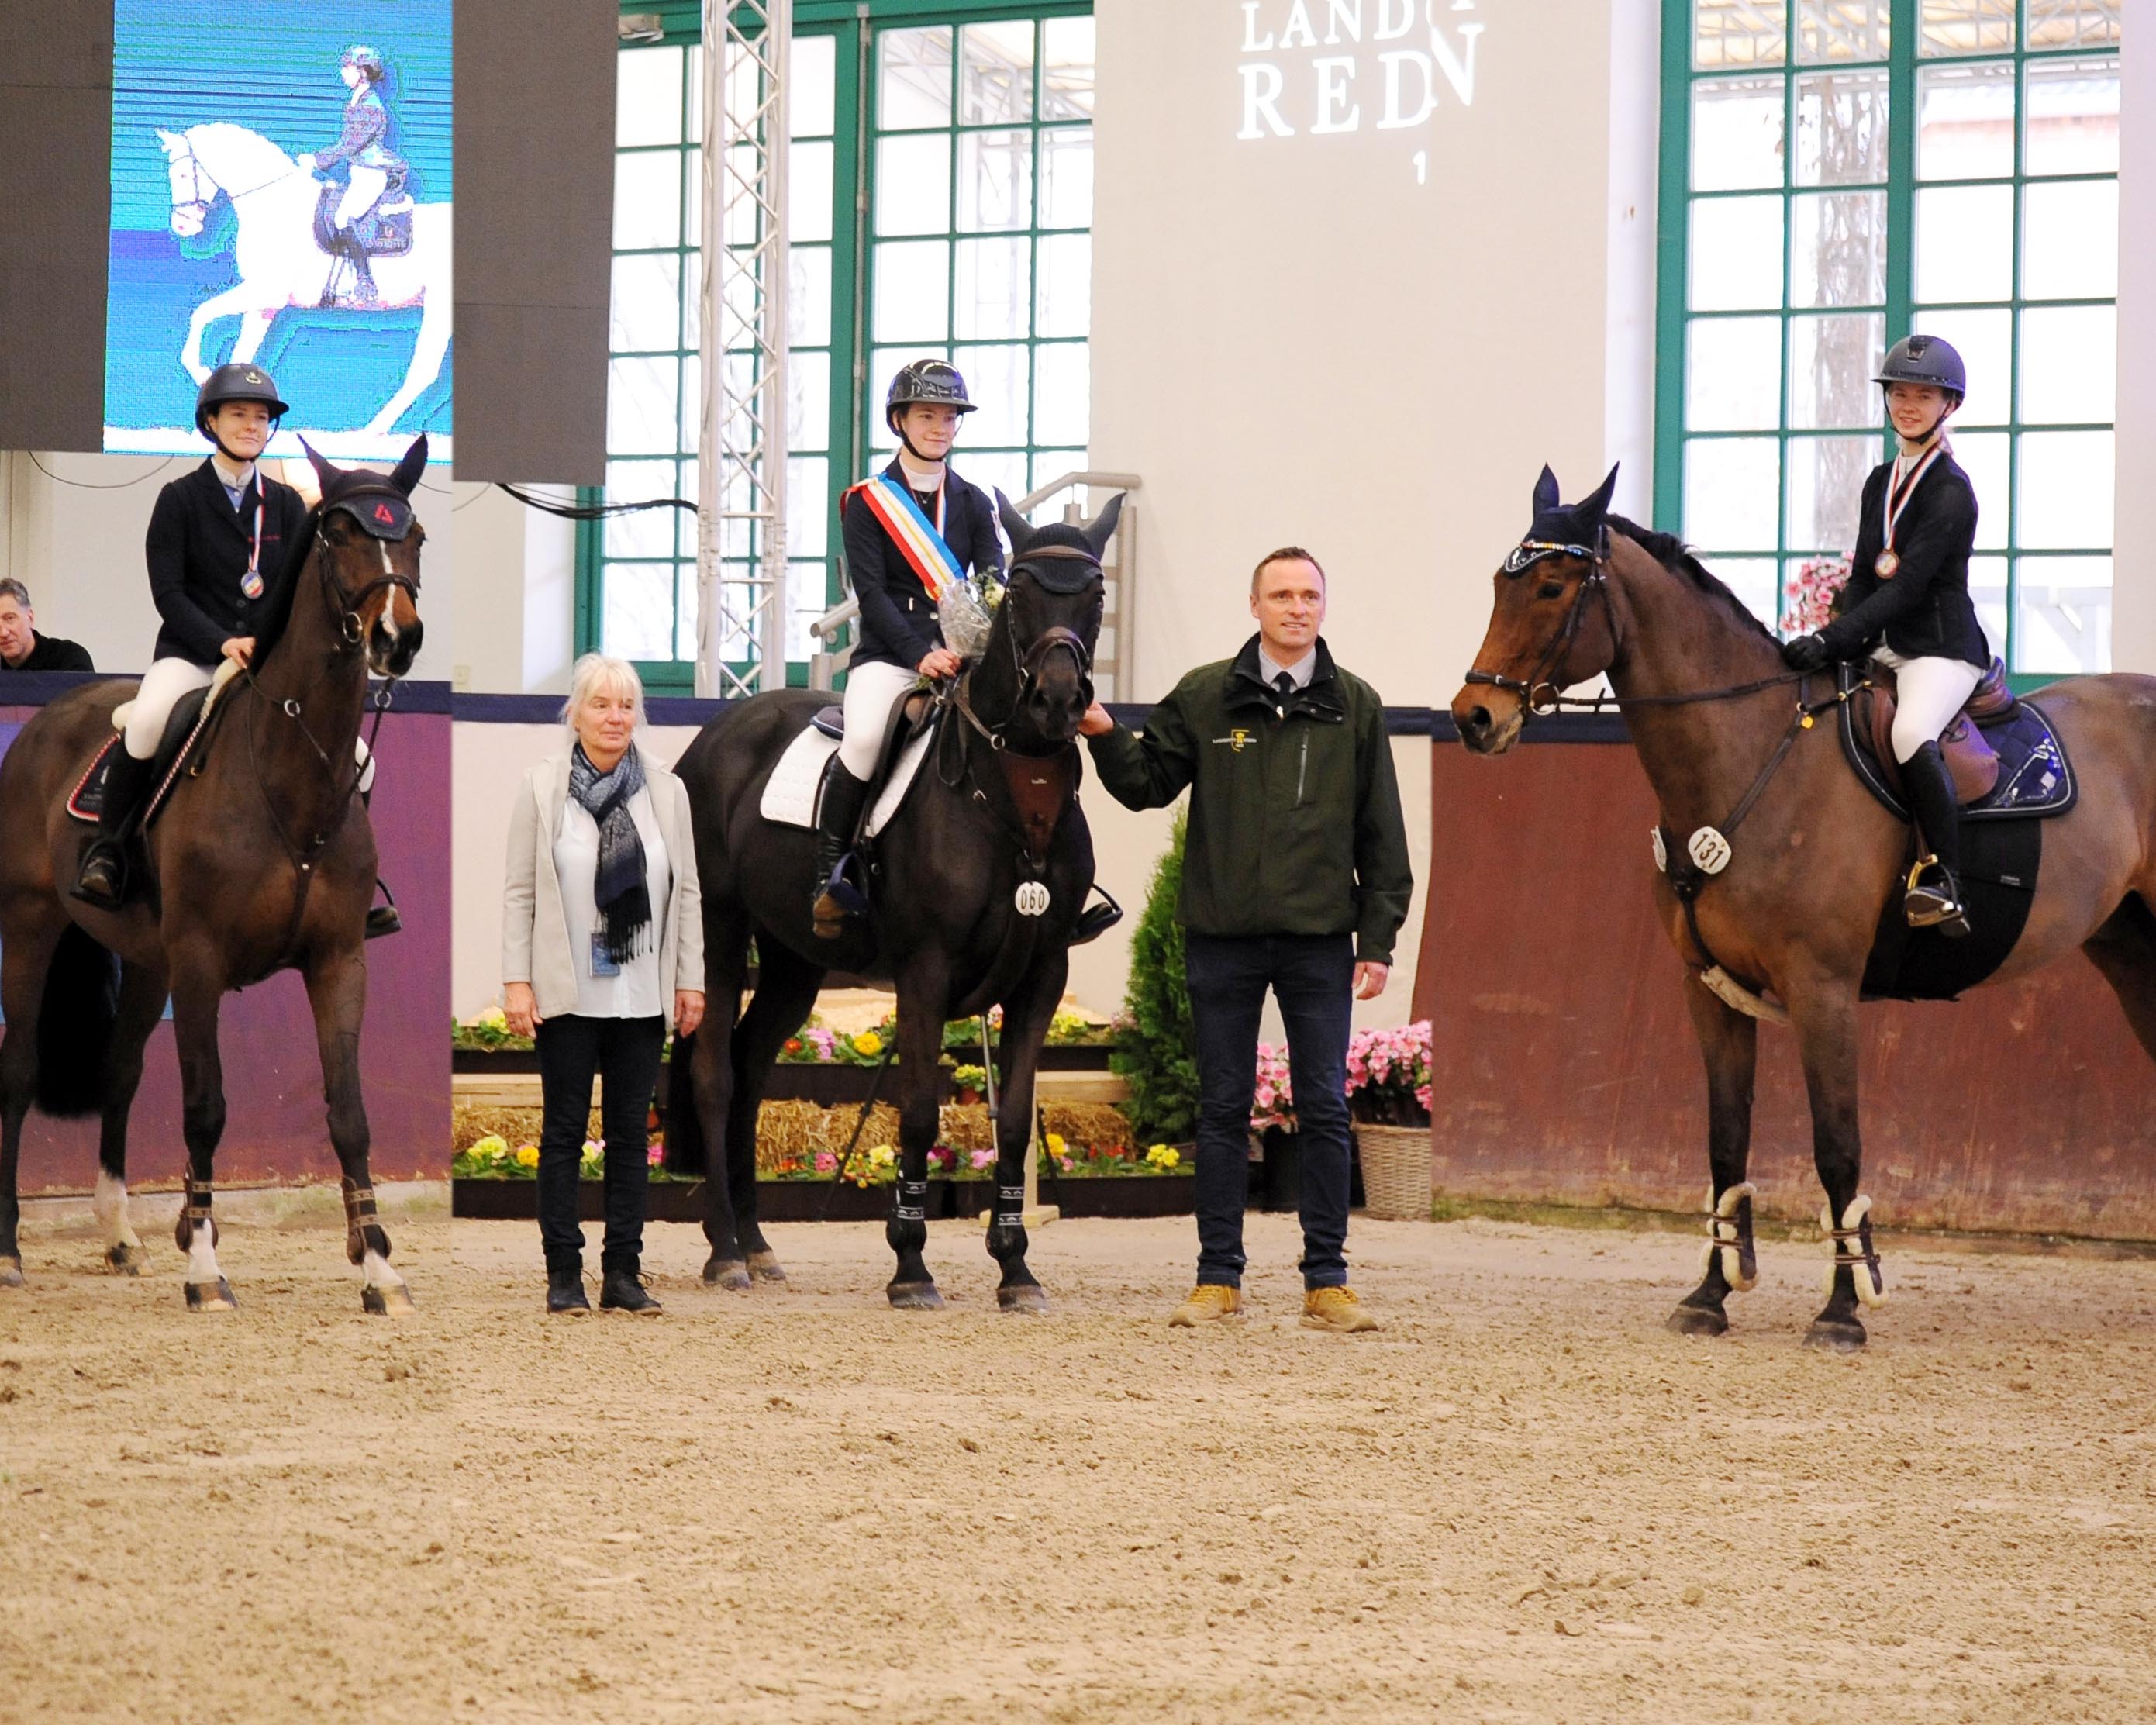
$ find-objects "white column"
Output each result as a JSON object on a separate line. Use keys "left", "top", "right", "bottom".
{"left": 2113, "top": 8, "right": 2153, "bottom": 673}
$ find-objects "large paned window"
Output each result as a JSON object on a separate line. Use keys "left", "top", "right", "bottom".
{"left": 1656, "top": 0, "right": 2121, "bottom": 678}
{"left": 582, "top": 2, "right": 1094, "bottom": 691}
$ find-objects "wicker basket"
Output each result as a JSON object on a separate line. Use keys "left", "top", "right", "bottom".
{"left": 1354, "top": 1123, "right": 1431, "bottom": 1221}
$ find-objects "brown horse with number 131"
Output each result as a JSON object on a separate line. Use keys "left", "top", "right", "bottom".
{"left": 1451, "top": 466, "right": 2156, "bottom": 1350}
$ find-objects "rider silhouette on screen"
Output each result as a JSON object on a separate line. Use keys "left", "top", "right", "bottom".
{"left": 298, "top": 44, "right": 407, "bottom": 310}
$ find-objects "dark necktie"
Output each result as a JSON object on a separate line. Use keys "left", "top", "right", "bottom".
{"left": 1274, "top": 671, "right": 1295, "bottom": 699}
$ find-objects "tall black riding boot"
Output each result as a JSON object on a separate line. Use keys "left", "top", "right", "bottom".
{"left": 71, "top": 747, "right": 154, "bottom": 910}
{"left": 357, "top": 783, "right": 402, "bottom": 939}
{"left": 809, "top": 760, "right": 870, "bottom": 937}
{"left": 1900, "top": 740, "right": 1971, "bottom": 939}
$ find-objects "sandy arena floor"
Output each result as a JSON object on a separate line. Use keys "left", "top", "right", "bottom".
{"left": 2, "top": 1195, "right": 2151, "bottom": 1723}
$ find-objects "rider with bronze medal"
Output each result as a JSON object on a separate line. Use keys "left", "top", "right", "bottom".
{"left": 811, "top": 359, "right": 1006, "bottom": 933}
{"left": 1780, "top": 336, "right": 1988, "bottom": 937}
{"left": 73, "top": 364, "right": 402, "bottom": 937}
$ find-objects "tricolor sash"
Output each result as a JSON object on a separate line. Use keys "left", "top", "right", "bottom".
{"left": 847, "top": 474, "right": 966, "bottom": 603}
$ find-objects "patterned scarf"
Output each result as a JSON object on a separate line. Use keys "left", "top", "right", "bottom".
{"left": 567, "top": 742, "right": 652, "bottom": 964}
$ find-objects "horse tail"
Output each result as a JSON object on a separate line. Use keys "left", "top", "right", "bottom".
{"left": 662, "top": 1032, "right": 707, "bottom": 1178}
{"left": 35, "top": 925, "right": 120, "bottom": 1118}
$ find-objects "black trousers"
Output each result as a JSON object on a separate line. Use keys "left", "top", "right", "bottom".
{"left": 534, "top": 1013, "right": 666, "bottom": 1275}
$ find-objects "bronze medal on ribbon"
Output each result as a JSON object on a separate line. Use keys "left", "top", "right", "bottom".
{"left": 1874, "top": 549, "right": 1899, "bottom": 579}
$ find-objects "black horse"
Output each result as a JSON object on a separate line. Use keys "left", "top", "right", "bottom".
{"left": 666, "top": 493, "right": 1123, "bottom": 1310}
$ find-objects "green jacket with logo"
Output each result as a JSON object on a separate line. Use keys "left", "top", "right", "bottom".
{"left": 1087, "top": 635, "right": 1414, "bottom": 964}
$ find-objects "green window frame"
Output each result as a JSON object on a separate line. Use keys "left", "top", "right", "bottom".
{"left": 580, "top": 0, "right": 1093, "bottom": 692}
{"left": 1653, "top": 0, "right": 2121, "bottom": 685}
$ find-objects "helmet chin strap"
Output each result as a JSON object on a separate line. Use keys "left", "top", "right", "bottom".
{"left": 890, "top": 416, "right": 949, "bottom": 471}
{"left": 205, "top": 418, "right": 278, "bottom": 468}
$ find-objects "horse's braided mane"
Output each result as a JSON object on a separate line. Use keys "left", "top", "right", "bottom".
{"left": 1605, "top": 515, "right": 1778, "bottom": 643}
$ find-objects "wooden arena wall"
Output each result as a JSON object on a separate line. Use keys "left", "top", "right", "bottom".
{"left": 0, "top": 678, "right": 450, "bottom": 1194}
{"left": 1410, "top": 722, "right": 2155, "bottom": 1241}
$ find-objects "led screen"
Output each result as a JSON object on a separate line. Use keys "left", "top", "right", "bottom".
{"left": 105, "top": 0, "right": 452, "bottom": 461}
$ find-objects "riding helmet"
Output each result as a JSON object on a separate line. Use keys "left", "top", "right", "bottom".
{"left": 885, "top": 359, "right": 976, "bottom": 431}
{"left": 195, "top": 363, "right": 290, "bottom": 434}
{"left": 1875, "top": 334, "right": 1966, "bottom": 403}
{"left": 342, "top": 43, "right": 388, "bottom": 80}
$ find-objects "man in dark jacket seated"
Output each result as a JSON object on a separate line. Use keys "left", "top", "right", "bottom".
{"left": 0, "top": 579, "right": 94, "bottom": 671}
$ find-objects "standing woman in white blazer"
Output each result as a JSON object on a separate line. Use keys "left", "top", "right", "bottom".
{"left": 502, "top": 654, "right": 705, "bottom": 1315}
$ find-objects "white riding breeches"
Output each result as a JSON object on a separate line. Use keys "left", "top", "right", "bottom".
{"left": 1873, "top": 647, "right": 1984, "bottom": 765}
{"left": 123, "top": 658, "right": 214, "bottom": 760}
{"left": 838, "top": 659, "right": 919, "bottom": 781}
{"left": 122, "top": 654, "right": 374, "bottom": 785}
{"left": 336, "top": 166, "right": 388, "bottom": 228}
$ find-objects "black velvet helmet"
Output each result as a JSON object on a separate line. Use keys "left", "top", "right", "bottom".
{"left": 885, "top": 359, "right": 975, "bottom": 432}
{"left": 1875, "top": 334, "right": 1966, "bottom": 402}
{"left": 195, "top": 363, "right": 289, "bottom": 434}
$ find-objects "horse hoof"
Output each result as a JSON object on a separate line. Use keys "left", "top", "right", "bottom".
{"left": 362, "top": 1284, "right": 416, "bottom": 1316}
{"left": 703, "top": 1255, "right": 753, "bottom": 1291}
{"left": 888, "top": 1281, "right": 944, "bottom": 1311}
{"left": 747, "top": 1251, "right": 788, "bottom": 1285}
{"left": 106, "top": 1244, "right": 148, "bottom": 1277}
{"left": 185, "top": 1278, "right": 237, "bottom": 1312}
{"left": 1666, "top": 1301, "right": 1728, "bottom": 1337}
{"left": 1804, "top": 1316, "right": 1867, "bottom": 1352}
{"left": 998, "top": 1285, "right": 1050, "bottom": 1316}
{"left": 0, "top": 1256, "right": 23, "bottom": 1289}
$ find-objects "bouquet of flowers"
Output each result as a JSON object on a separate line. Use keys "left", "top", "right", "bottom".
{"left": 1347, "top": 1022, "right": 1433, "bottom": 1126}
{"left": 1782, "top": 557, "right": 1850, "bottom": 639}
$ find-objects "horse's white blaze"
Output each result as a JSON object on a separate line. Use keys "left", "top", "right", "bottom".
{"left": 185, "top": 1218, "right": 225, "bottom": 1287}
{"left": 361, "top": 1248, "right": 405, "bottom": 1291}
{"left": 93, "top": 1169, "right": 142, "bottom": 1251}
{"left": 376, "top": 543, "right": 399, "bottom": 642}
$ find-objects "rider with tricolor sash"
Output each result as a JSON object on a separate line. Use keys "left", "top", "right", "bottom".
{"left": 812, "top": 359, "right": 1005, "bottom": 928}
{"left": 1782, "top": 334, "right": 1988, "bottom": 937}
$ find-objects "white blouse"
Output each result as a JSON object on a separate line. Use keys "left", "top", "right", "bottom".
{"left": 552, "top": 785, "right": 672, "bottom": 1019}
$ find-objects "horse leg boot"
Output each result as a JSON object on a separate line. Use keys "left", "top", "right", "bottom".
{"left": 987, "top": 981, "right": 1058, "bottom": 1313}
{"left": 1669, "top": 982, "right": 1759, "bottom": 1335}
{"left": 810, "top": 760, "right": 870, "bottom": 937}
{"left": 1900, "top": 742, "right": 1971, "bottom": 938}
{"left": 885, "top": 993, "right": 948, "bottom": 1309}
{"left": 71, "top": 747, "right": 154, "bottom": 910}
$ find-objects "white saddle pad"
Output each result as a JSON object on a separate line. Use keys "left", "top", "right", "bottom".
{"left": 758, "top": 721, "right": 934, "bottom": 837}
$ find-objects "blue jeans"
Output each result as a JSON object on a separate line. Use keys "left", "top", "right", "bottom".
{"left": 1184, "top": 932, "right": 1355, "bottom": 1290}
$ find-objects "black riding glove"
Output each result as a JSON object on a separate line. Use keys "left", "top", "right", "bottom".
{"left": 1780, "top": 632, "right": 1831, "bottom": 673}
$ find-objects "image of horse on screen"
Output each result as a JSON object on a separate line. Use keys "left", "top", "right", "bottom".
{"left": 104, "top": 0, "right": 452, "bottom": 461}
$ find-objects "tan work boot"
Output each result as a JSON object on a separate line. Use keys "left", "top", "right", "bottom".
{"left": 1301, "top": 1285, "right": 1379, "bottom": 1333}
{"left": 1168, "top": 1285, "right": 1244, "bottom": 1327}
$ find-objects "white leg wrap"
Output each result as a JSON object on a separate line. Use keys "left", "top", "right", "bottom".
{"left": 1698, "top": 1182, "right": 1758, "bottom": 1292}
{"left": 1819, "top": 1193, "right": 1886, "bottom": 1307}
{"left": 93, "top": 1170, "right": 143, "bottom": 1254}
{"left": 185, "top": 1218, "right": 225, "bottom": 1287}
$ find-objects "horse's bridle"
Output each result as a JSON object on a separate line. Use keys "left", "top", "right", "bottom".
{"left": 957, "top": 552, "right": 1101, "bottom": 751}
{"left": 1461, "top": 533, "right": 1619, "bottom": 718}
{"left": 317, "top": 487, "right": 423, "bottom": 654}
{"left": 166, "top": 137, "right": 289, "bottom": 222}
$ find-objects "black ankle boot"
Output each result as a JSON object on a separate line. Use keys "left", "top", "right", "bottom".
{"left": 809, "top": 760, "right": 870, "bottom": 933}
{"left": 1900, "top": 740, "right": 1971, "bottom": 938}
{"left": 547, "top": 1264, "right": 589, "bottom": 1313}
{"left": 71, "top": 748, "right": 154, "bottom": 909}
{"left": 600, "top": 1264, "right": 661, "bottom": 1314}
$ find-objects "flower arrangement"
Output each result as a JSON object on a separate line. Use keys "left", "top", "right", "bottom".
{"left": 452, "top": 1134, "right": 671, "bottom": 1180}
{"left": 1246, "top": 1021, "right": 1433, "bottom": 1132}
{"left": 1782, "top": 556, "right": 1851, "bottom": 639}
{"left": 451, "top": 1006, "right": 533, "bottom": 1053}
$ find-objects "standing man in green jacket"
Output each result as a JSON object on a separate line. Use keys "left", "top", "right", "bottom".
{"left": 1079, "top": 547, "right": 1414, "bottom": 1332}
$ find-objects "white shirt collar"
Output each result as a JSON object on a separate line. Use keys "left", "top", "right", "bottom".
{"left": 210, "top": 452, "right": 257, "bottom": 495}
{"left": 1257, "top": 645, "right": 1316, "bottom": 690}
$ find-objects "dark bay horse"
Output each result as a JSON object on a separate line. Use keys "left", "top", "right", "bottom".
{"left": 1451, "top": 467, "right": 2156, "bottom": 1348}
{"left": 667, "top": 494, "right": 1123, "bottom": 1310}
{"left": 0, "top": 440, "right": 427, "bottom": 1311}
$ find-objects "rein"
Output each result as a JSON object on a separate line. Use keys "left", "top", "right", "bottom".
{"left": 170, "top": 139, "right": 295, "bottom": 216}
